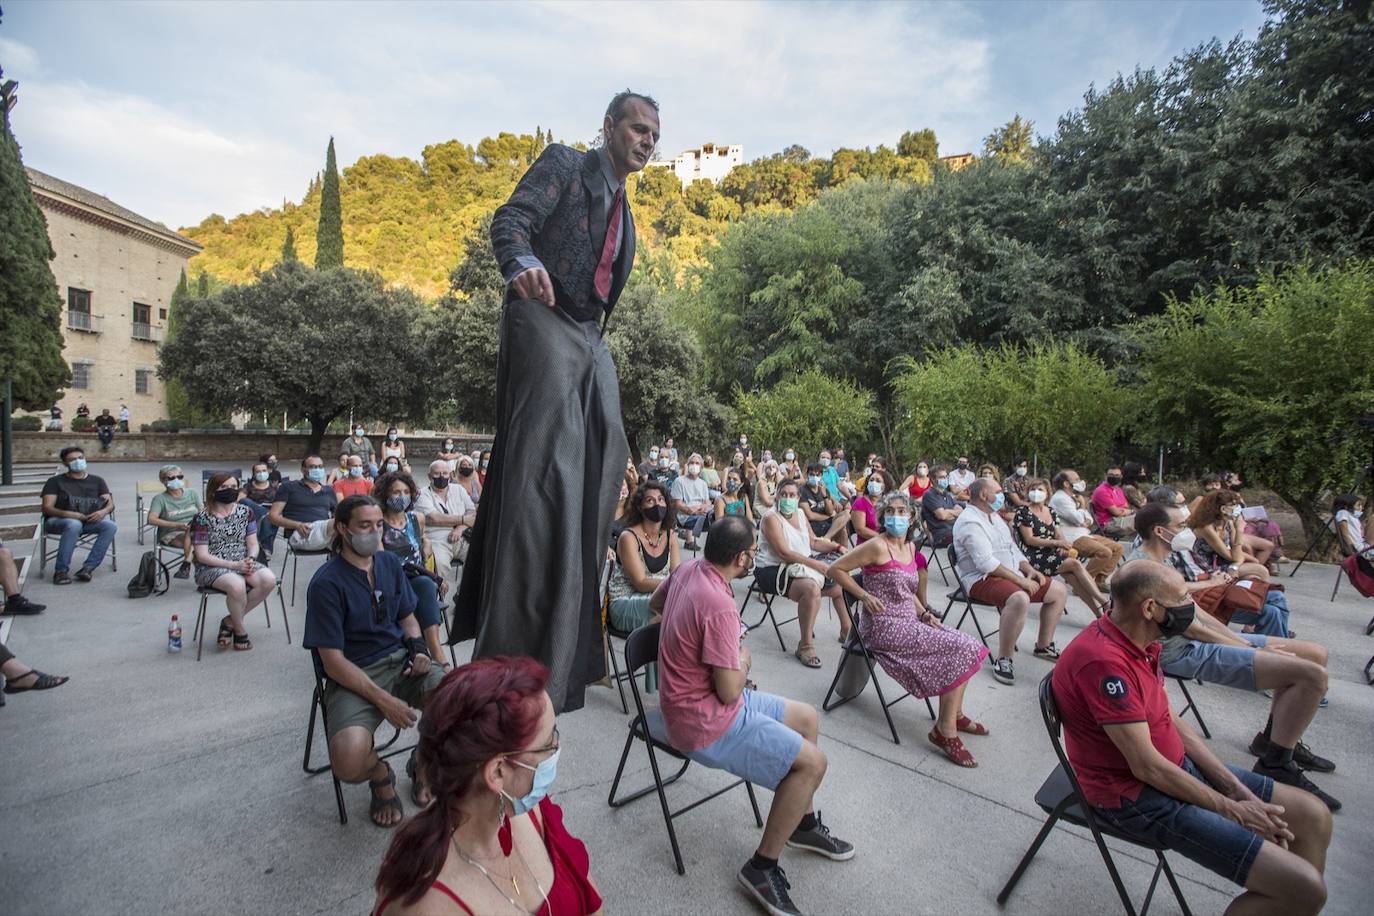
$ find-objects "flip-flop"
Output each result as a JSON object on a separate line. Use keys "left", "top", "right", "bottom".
{"left": 793, "top": 646, "right": 822, "bottom": 668}
{"left": 956, "top": 714, "right": 989, "bottom": 736}
{"left": 3, "top": 670, "right": 70, "bottom": 693}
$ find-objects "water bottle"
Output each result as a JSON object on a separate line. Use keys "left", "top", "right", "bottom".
{"left": 168, "top": 614, "right": 183, "bottom": 653}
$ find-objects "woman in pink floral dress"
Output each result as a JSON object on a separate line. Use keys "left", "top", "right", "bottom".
{"left": 830, "top": 491, "right": 990, "bottom": 767}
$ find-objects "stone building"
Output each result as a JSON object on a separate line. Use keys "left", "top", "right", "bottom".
{"left": 647, "top": 142, "right": 744, "bottom": 186}
{"left": 27, "top": 167, "right": 202, "bottom": 426}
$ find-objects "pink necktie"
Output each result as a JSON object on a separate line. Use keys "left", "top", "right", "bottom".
{"left": 594, "top": 188, "right": 624, "bottom": 301}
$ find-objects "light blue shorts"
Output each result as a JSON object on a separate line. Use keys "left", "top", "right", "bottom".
{"left": 686, "top": 689, "right": 803, "bottom": 791}
{"left": 1162, "top": 634, "right": 1266, "bottom": 691}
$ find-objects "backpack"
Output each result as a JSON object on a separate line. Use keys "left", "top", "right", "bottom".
{"left": 127, "top": 550, "right": 170, "bottom": 598}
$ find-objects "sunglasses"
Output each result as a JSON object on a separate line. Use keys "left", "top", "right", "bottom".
{"left": 371, "top": 589, "right": 387, "bottom": 625}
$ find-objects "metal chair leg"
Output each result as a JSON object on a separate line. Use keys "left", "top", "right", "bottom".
{"left": 1172, "top": 678, "right": 1211, "bottom": 739}
{"left": 194, "top": 593, "right": 209, "bottom": 662}
{"left": 996, "top": 809, "right": 1062, "bottom": 904}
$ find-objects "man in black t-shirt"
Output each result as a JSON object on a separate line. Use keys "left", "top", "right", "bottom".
{"left": 94, "top": 409, "right": 117, "bottom": 450}
{"left": 40, "top": 446, "right": 117, "bottom": 584}
{"left": 800, "top": 462, "right": 849, "bottom": 542}
{"left": 921, "top": 467, "right": 963, "bottom": 547}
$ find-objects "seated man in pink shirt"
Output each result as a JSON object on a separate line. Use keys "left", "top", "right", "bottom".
{"left": 651, "top": 515, "right": 853, "bottom": 916}
{"left": 1091, "top": 465, "right": 1135, "bottom": 540}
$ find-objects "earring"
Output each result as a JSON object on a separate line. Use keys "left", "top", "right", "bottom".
{"left": 497, "top": 791, "right": 513, "bottom": 857}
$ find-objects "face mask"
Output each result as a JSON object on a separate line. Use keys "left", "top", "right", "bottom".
{"left": 726, "top": 480, "right": 740, "bottom": 493}
{"left": 443, "top": 442, "right": 454, "bottom": 451}
{"left": 384, "top": 462, "right": 399, "bottom": 473}
{"left": 656, "top": 457, "right": 668, "bottom": 469}
{"left": 165, "top": 477, "right": 184, "bottom": 491}
{"left": 1168, "top": 528, "right": 1197, "bottom": 553}
{"left": 307, "top": 468, "right": 326, "bottom": 483}
{"left": 687, "top": 463, "right": 701, "bottom": 476}
{"left": 347, "top": 528, "right": 383, "bottom": 557}
{"left": 936, "top": 477, "right": 948, "bottom": 489}
{"left": 1155, "top": 600, "right": 1196, "bottom": 638}
{"left": 213, "top": 488, "right": 238, "bottom": 505}
{"left": 430, "top": 476, "right": 450, "bottom": 490}
{"left": 1228, "top": 504, "right": 1244, "bottom": 519}
{"left": 807, "top": 475, "right": 821, "bottom": 488}
{"left": 883, "top": 516, "right": 910, "bottom": 537}
{"left": 68, "top": 458, "right": 87, "bottom": 472}
{"left": 643, "top": 504, "right": 667, "bottom": 523}
{"left": 649, "top": 451, "right": 659, "bottom": 461}
{"left": 820, "top": 457, "right": 831, "bottom": 468}
{"left": 867, "top": 480, "right": 883, "bottom": 496}
{"left": 1072, "top": 480, "right": 1086, "bottom": 493}
{"left": 739, "top": 437, "right": 747, "bottom": 445}
{"left": 503, "top": 748, "right": 559, "bottom": 817}
{"left": 354, "top": 428, "right": 364, "bottom": 437}
{"left": 989, "top": 493, "right": 1006, "bottom": 512}
{"left": 349, "top": 466, "right": 364, "bottom": 478}
{"left": 957, "top": 461, "right": 968, "bottom": 469}
{"left": 388, "top": 433, "right": 398, "bottom": 441}
{"left": 778, "top": 497, "right": 799, "bottom": 516}
{"left": 481, "top": 460, "right": 489, "bottom": 469}
{"left": 917, "top": 468, "right": 928, "bottom": 477}
{"left": 785, "top": 452, "right": 795, "bottom": 461}
{"left": 1107, "top": 475, "right": 1123, "bottom": 487}
{"left": 1015, "top": 467, "right": 1027, "bottom": 477}
{"left": 267, "top": 460, "right": 278, "bottom": 470}
{"left": 1228, "top": 483, "right": 1243, "bottom": 493}
{"left": 458, "top": 466, "right": 474, "bottom": 477}
{"left": 1028, "top": 489, "right": 1046, "bottom": 504}
{"left": 386, "top": 494, "right": 409, "bottom": 512}
{"left": 253, "top": 471, "right": 270, "bottom": 483}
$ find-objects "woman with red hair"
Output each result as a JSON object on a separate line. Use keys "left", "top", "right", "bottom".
{"left": 372, "top": 657, "right": 603, "bottom": 916}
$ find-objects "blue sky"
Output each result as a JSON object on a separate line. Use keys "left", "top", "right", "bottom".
{"left": 1, "top": 0, "right": 1267, "bottom": 230}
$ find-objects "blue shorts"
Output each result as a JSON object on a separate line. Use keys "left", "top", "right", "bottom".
{"left": 1094, "top": 757, "right": 1274, "bottom": 885}
{"left": 685, "top": 689, "right": 803, "bottom": 791}
{"left": 1162, "top": 634, "right": 1266, "bottom": 691}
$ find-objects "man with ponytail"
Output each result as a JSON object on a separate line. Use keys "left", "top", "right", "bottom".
{"left": 304, "top": 495, "right": 446, "bottom": 828}
{"left": 372, "top": 657, "right": 603, "bottom": 915}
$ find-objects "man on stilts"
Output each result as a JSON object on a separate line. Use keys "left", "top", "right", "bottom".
{"left": 452, "top": 91, "right": 660, "bottom": 712}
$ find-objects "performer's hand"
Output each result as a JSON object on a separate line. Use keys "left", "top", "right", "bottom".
{"left": 513, "top": 266, "right": 556, "bottom": 307}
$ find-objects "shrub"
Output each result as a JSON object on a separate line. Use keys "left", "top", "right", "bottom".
{"left": 72, "top": 416, "right": 95, "bottom": 432}
{"left": 11, "top": 415, "right": 42, "bottom": 431}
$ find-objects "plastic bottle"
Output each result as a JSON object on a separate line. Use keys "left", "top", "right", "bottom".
{"left": 168, "top": 614, "right": 183, "bottom": 653}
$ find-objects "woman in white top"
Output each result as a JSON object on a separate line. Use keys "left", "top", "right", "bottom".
{"left": 1333, "top": 493, "right": 1372, "bottom": 559}
{"left": 1048, "top": 469, "right": 1123, "bottom": 584}
{"left": 754, "top": 460, "right": 781, "bottom": 511}
{"left": 381, "top": 426, "right": 406, "bottom": 469}
{"left": 436, "top": 437, "right": 462, "bottom": 473}
{"left": 455, "top": 454, "right": 481, "bottom": 504}
{"left": 756, "top": 479, "right": 852, "bottom": 668}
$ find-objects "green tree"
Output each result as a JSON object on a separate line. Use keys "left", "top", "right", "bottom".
{"left": 281, "top": 225, "right": 297, "bottom": 263}
{"left": 315, "top": 137, "right": 344, "bottom": 269}
{"left": 197, "top": 272, "right": 209, "bottom": 297}
{"left": 982, "top": 114, "right": 1034, "bottom": 162}
{"left": 733, "top": 370, "right": 878, "bottom": 461}
{"left": 447, "top": 212, "right": 503, "bottom": 299}
{"left": 159, "top": 262, "right": 426, "bottom": 452}
{"left": 1134, "top": 261, "right": 1374, "bottom": 541}
{"left": 420, "top": 288, "right": 502, "bottom": 431}
{"left": 0, "top": 73, "right": 70, "bottom": 409}
{"left": 897, "top": 128, "right": 939, "bottom": 162}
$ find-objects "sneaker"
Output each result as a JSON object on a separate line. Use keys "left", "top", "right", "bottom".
{"left": 1249, "top": 734, "right": 1336, "bottom": 774}
{"left": 1253, "top": 759, "right": 1342, "bottom": 813}
{"left": 993, "top": 657, "right": 1014, "bottom": 685}
{"left": 738, "top": 862, "right": 800, "bottom": 916}
{"left": 785, "top": 811, "right": 854, "bottom": 861}
{"left": 52, "top": 570, "right": 73, "bottom": 585}
{"left": 74, "top": 567, "right": 94, "bottom": 582}
{"left": 1, "top": 594, "right": 45, "bottom": 615}
{"left": 174, "top": 563, "right": 192, "bottom": 580}
{"left": 1033, "top": 642, "right": 1060, "bottom": 660}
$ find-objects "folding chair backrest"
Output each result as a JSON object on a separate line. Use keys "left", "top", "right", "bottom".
{"left": 1038, "top": 672, "right": 1094, "bottom": 805}
{"left": 624, "top": 622, "right": 662, "bottom": 676}
{"left": 202, "top": 468, "right": 244, "bottom": 486}
{"left": 947, "top": 543, "right": 960, "bottom": 575}
{"left": 137, "top": 480, "right": 165, "bottom": 497}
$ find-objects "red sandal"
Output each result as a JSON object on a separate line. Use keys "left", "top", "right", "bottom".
{"left": 928, "top": 729, "right": 978, "bottom": 768}
{"left": 956, "top": 714, "right": 989, "bottom": 736}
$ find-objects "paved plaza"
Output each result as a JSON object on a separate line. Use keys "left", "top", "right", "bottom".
{"left": 1, "top": 461, "right": 1371, "bottom": 916}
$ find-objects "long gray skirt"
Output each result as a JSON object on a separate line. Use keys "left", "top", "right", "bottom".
{"left": 452, "top": 298, "right": 628, "bottom": 712}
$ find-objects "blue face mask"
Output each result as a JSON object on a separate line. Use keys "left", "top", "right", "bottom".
{"left": 164, "top": 477, "right": 184, "bottom": 491}
{"left": 68, "top": 458, "right": 87, "bottom": 472}
{"left": 936, "top": 477, "right": 949, "bottom": 489}
{"left": 990, "top": 493, "right": 1006, "bottom": 512}
{"left": 883, "top": 516, "right": 910, "bottom": 537}
{"left": 348, "top": 466, "right": 364, "bottom": 478}
{"left": 503, "top": 748, "right": 559, "bottom": 816}
{"left": 307, "top": 467, "right": 326, "bottom": 483}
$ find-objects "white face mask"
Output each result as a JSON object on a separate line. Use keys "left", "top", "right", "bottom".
{"left": 687, "top": 463, "right": 701, "bottom": 476}
{"left": 1027, "top": 489, "right": 1046, "bottom": 504}
{"left": 1015, "top": 466, "right": 1027, "bottom": 477}
{"left": 1071, "top": 480, "right": 1087, "bottom": 493}
{"left": 1229, "top": 505, "right": 1244, "bottom": 519}
{"left": 785, "top": 452, "right": 795, "bottom": 461}
{"left": 1169, "top": 528, "right": 1197, "bottom": 554}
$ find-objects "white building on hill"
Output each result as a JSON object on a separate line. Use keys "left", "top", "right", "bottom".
{"left": 649, "top": 143, "right": 743, "bottom": 186}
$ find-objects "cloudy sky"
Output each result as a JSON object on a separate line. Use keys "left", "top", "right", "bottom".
{"left": 1, "top": 0, "right": 1266, "bottom": 230}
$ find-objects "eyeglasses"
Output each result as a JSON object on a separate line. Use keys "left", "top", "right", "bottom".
{"left": 371, "top": 589, "right": 387, "bottom": 625}
{"left": 509, "top": 724, "right": 560, "bottom": 759}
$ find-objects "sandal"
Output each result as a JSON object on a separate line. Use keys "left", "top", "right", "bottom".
{"left": 216, "top": 617, "right": 234, "bottom": 649}
{"left": 368, "top": 761, "right": 404, "bottom": 828}
{"left": 3, "top": 670, "right": 70, "bottom": 694}
{"left": 406, "top": 748, "right": 429, "bottom": 807}
{"left": 232, "top": 632, "right": 253, "bottom": 651}
{"left": 928, "top": 729, "right": 978, "bottom": 767}
{"left": 956, "top": 714, "right": 989, "bottom": 736}
{"left": 793, "top": 645, "right": 822, "bottom": 668}
{"left": 837, "top": 629, "right": 852, "bottom": 645}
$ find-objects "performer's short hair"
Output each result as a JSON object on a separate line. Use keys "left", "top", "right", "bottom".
{"left": 606, "top": 90, "right": 660, "bottom": 123}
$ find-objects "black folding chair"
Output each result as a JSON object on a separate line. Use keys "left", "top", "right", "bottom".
{"left": 822, "top": 584, "right": 934, "bottom": 744}
{"left": 189, "top": 579, "right": 290, "bottom": 661}
{"left": 739, "top": 573, "right": 798, "bottom": 652}
{"left": 1288, "top": 515, "right": 1334, "bottom": 578}
{"left": 607, "top": 623, "right": 764, "bottom": 875}
{"left": 997, "top": 673, "right": 1193, "bottom": 916}
{"left": 1167, "top": 675, "right": 1211, "bottom": 739}
{"left": 601, "top": 555, "right": 645, "bottom": 716}
{"left": 281, "top": 541, "right": 330, "bottom": 607}
{"left": 920, "top": 522, "right": 951, "bottom": 586}
{"left": 302, "top": 650, "right": 411, "bottom": 825}
{"left": 940, "top": 544, "right": 999, "bottom": 653}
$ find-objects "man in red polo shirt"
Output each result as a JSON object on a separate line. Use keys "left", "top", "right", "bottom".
{"left": 1053, "top": 561, "right": 1331, "bottom": 915}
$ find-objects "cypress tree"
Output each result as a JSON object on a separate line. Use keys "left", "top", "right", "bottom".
{"left": 281, "top": 225, "right": 298, "bottom": 263}
{"left": 315, "top": 137, "right": 344, "bottom": 269}
{"left": 0, "top": 70, "right": 70, "bottom": 408}
{"left": 197, "top": 272, "right": 209, "bottom": 297}
{"left": 163, "top": 268, "right": 193, "bottom": 423}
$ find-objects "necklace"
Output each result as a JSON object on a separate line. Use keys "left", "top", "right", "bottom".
{"left": 642, "top": 526, "right": 664, "bottom": 548}
{"left": 452, "top": 834, "right": 550, "bottom": 916}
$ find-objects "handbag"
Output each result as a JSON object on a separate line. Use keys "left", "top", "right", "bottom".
{"left": 1194, "top": 577, "right": 1268, "bottom": 625}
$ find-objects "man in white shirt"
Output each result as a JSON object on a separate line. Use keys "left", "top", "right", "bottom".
{"left": 414, "top": 459, "right": 476, "bottom": 584}
{"left": 947, "top": 456, "right": 977, "bottom": 502}
{"left": 1049, "top": 469, "right": 1125, "bottom": 586}
{"left": 951, "top": 478, "right": 1067, "bottom": 684}
{"left": 670, "top": 453, "right": 712, "bottom": 550}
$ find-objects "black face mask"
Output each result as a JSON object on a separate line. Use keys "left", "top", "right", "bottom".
{"left": 1228, "top": 483, "right": 1243, "bottom": 492}
{"left": 1156, "top": 600, "right": 1196, "bottom": 638}
{"left": 643, "top": 504, "right": 668, "bottom": 523}
{"left": 957, "top": 461, "right": 968, "bottom": 469}
{"left": 213, "top": 489, "right": 238, "bottom": 505}
{"left": 430, "top": 476, "right": 450, "bottom": 490}
{"left": 458, "top": 466, "right": 474, "bottom": 477}
{"left": 266, "top": 461, "right": 277, "bottom": 470}
{"left": 1106, "top": 475, "right": 1123, "bottom": 486}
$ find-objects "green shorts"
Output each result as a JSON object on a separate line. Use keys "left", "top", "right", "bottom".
{"left": 323, "top": 649, "right": 445, "bottom": 740}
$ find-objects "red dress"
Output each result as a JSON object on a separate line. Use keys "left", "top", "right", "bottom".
{"left": 374, "top": 797, "right": 601, "bottom": 916}
{"left": 907, "top": 478, "right": 932, "bottom": 500}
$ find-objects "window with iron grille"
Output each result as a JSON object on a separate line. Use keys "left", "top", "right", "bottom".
{"left": 71, "top": 361, "right": 92, "bottom": 390}
{"left": 135, "top": 369, "right": 152, "bottom": 395}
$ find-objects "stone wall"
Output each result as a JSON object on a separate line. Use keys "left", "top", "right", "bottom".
{"left": 9, "top": 431, "right": 493, "bottom": 465}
